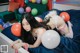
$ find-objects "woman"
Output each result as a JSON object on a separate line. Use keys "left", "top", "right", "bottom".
{"left": 11, "top": 13, "right": 51, "bottom": 50}
{"left": 44, "top": 10, "right": 73, "bottom": 38}
{"left": 11, "top": 12, "right": 80, "bottom": 53}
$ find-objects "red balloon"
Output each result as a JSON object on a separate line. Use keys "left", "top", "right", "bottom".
{"left": 60, "top": 12, "right": 70, "bottom": 22}
{"left": 11, "top": 23, "right": 21, "bottom": 37}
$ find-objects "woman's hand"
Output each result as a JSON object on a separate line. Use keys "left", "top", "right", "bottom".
{"left": 13, "top": 43, "right": 29, "bottom": 53}
{"left": 12, "top": 43, "right": 23, "bottom": 50}
{"left": 11, "top": 39, "right": 22, "bottom": 48}
{"left": 11, "top": 42, "right": 29, "bottom": 50}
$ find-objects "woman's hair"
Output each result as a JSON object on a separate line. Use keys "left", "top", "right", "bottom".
{"left": 19, "top": 13, "right": 51, "bottom": 44}
{"left": 21, "top": 13, "right": 51, "bottom": 31}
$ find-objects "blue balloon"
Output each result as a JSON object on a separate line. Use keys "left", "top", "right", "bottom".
{"left": 0, "top": 19, "right": 3, "bottom": 23}
{"left": 18, "top": 7, "right": 24, "bottom": 14}
{"left": 0, "top": 19, "right": 4, "bottom": 25}
{"left": 3, "top": 22, "right": 11, "bottom": 28}
{"left": 36, "top": 0, "right": 41, "bottom": 3}
{"left": 3, "top": 24, "right": 7, "bottom": 28}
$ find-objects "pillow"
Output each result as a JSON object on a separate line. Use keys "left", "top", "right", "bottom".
{"left": 8, "top": 2, "right": 19, "bottom": 12}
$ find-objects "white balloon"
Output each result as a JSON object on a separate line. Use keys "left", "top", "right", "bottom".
{"left": 41, "top": 30, "right": 60, "bottom": 49}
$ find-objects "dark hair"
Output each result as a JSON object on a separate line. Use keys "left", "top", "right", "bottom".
{"left": 22, "top": 13, "right": 51, "bottom": 31}
{"left": 19, "top": 13, "right": 51, "bottom": 44}
{"left": 44, "top": 16, "right": 51, "bottom": 24}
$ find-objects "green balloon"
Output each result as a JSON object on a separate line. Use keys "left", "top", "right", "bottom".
{"left": 31, "top": 8, "right": 38, "bottom": 16}
{"left": 42, "top": 0, "right": 48, "bottom": 4}
{"left": 0, "top": 29, "right": 2, "bottom": 32}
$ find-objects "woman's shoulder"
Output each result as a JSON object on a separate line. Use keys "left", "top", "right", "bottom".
{"left": 37, "top": 27, "right": 46, "bottom": 31}
{"left": 37, "top": 27, "right": 46, "bottom": 36}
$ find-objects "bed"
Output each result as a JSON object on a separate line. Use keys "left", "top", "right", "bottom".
{"left": 1, "top": 9, "right": 80, "bottom": 53}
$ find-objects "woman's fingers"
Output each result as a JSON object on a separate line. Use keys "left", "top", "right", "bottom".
{"left": 12, "top": 43, "right": 23, "bottom": 50}
{"left": 11, "top": 40, "right": 22, "bottom": 49}
{"left": 10, "top": 42, "right": 17, "bottom": 48}
{"left": 10, "top": 43, "right": 14, "bottom": 48}
{"left": 22, "top": 43, "right": 29, "bottom": 50}
{"left": 10, "top": 39, "right": 22, "bottom": 48}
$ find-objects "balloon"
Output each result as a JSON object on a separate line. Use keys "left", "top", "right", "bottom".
{"left": 41, "top": 30, "right": 60, "bottom": 49}
{"left": 36, "top": 0, "right": 41, "bottom": 3}
{"left": 0, "top": 29, "right": 2, "bottom": 32}
{"left": 0, "top": 19, "right": 4, "bottom": 26}
{"left": 18, "top": 7, "right": 24, "bottom": 14}
{"left": 0, "top": 25, "right": 4, "bottom": 30}
{"left": 3, "top": 22, "right": 11, "bottom": 28}
{"left": 32, "top": 0, "right": 36, "bottom": 3}
{"left": 35, "top": 17, "right": 43, "bottom": 22}
{"left": 11, "top": 23, "right": 21, "bottom": 37}
{"left": 26, "top": 7, "right": 31, "bottom": 13}
{"left": 29, "top": 0, "right": 32, "bottom": 2}
{"left": 25, "top": 0, "right": 28, "bottom": 4}
{"left": 60, "top": 12, "right": 70, "bottom": 22}
{"left": 42, "top": 0, "right": 48, "bottom": 4}
{"left": 0, "top": 19, "right": 3, "bottom": 23}
{"left": 31, "top": 8, "right": 38, "bottom": 16}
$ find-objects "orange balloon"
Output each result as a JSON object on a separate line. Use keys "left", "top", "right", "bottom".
{"left": 60, "top": 12, "right": 70, "bottom": 22}
{"left": 0, "top": 25, "right": 4, "bottom": 30}
{"left": 11, "top": 23, "right": 21, "bottom": 37}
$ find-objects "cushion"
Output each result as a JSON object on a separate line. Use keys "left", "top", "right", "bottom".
{"left": 8, "top": 2, "right": 19, "bottom": 12}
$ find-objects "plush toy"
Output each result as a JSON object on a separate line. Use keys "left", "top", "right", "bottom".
{"left": 44, "top": 10, "right": 57, "bottom": 21}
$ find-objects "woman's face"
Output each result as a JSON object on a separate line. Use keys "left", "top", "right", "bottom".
{"left": 22, "top": 18, "right": 31, "bottom": 31}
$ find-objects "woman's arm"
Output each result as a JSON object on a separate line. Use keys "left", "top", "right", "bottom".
{"left": 28, "top": 36, "right": 41, "bottom": 48}
{"left": 11, "top": 38, "right": 41, "bottom": 49}
{"left": 11, "top": 28, "right": 46, "bottom": 49}
{"left": 28, "top": 28, "right": 46, "bottom": 48}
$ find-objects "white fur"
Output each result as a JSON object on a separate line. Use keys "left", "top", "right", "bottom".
{"left": 44, "top": 10, "right": 57, "bottom": 21}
